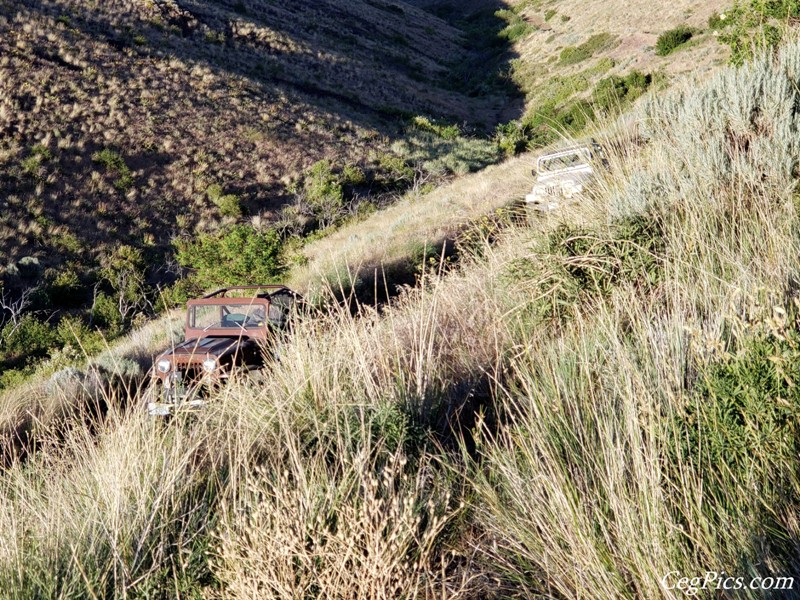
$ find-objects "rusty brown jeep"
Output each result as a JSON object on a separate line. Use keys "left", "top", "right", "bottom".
{"left": 148, "top": 285, "right": 301, "bottom": 415}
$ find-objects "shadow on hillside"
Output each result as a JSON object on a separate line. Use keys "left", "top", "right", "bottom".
{"left": 23, "top": 0, "right": 524, "bottom": 131}
{"left": 326, "top": 201, "right": 526, "bottom": 310}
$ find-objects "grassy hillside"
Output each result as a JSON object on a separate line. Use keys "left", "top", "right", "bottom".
{"left": 0, "top": 0, "right": 512, "bottom": 268}
{"left": 2, "top": 0, "right": 746, "bottom": 384}
{"left": 0, "top": 0, "right": 526, "bottom": 382}
{"left": 2, "top": 29, "right": 800, "bottom": 597}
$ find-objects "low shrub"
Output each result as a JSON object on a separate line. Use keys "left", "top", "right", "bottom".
{"left": 1, "top": 315, "right": 59, "bottom": 362}
{"left": 592, "top": 70, "right": 652, "bottom": 113}
{"left": 100, "top": 245, "right": 149, "bottom": 331}
{"left": 56, "top": 316, "right": 105, "bottom": 356}
{"left": 91, "top": 291, "right": 124, "bottom": 334}
{"left": 20, "top": 144, "right": 52, "bottom": 179}
{"left": 175, "top": 224, "right": 284, "bottom": 288}
{"left": 154, "top": 278, "right": 203, "bottom": 312}
{"left": 392, "top": 132, "right": 501, "bottom": 178}
{"left": 207, "top": 184, "right": 243, "bottom": 218}
{"left": 559, "top": 33, "right": 616, "bottom": 65}
{"left": 518, "top": 100, "right": 595, "bottom": 148}
{"left": 410, "top": 115, "right": 460, "bottom": 140}
{"left": 495, "top": 8, "right": 535, "bottom": 42}
{"left": 655, "top": 25, "right": 695, "bottom": 56}
{"left": 708, "top": 11, "right": 725, "bottom": 30}
{"left": 501, "top": 68, "right": 652, "bottom": 151}
{"left": 374, "top": 152, "right": 414, "bottom": 188}
{"left": 494, "top": 120, "right": 532, "bottom": 156}
{"left": 670, "top": 313, "right": 800, "bottom": 565}
{"left": 679, "top": 330, "right": 800, "bottom": 496}
{"left": 714, "top": 1, "right": 799, "bottom": 64}
{"left": 91, "top": 148, "right": 134, "bottom": 192}
{"left": 45, "top": 267, "right": 86, "bottom": 308}
{"left": 508, "top": 216, "right": 665, "bottom": 323}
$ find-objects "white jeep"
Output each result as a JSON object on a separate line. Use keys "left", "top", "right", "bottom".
{"left": 525, "top": 142, "right": 605, "bottom": 212}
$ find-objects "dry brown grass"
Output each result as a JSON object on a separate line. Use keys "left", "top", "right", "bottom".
{"left": 509, "top": 0, "right": 730, "bottom": 109}
{"left": 0, "top": 0, "right": 512, "bottom": 273}
{"left": 0, "top": 312, "right": 182, "bottom": 464}
{"left": 290, "top": 155, "right": 535, "bottom": 293}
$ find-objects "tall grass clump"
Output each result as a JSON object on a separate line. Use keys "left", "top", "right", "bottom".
{"left": 0, "top": 247, "right": 515, "bottom": 597}
{"left": 213, "top": 444, "right": 458, "bottom": 599}
{"left": 655, "top": 25, "right": 695, "bottom": 56}
{"left": 472, "top": 39, "right": 800, "bottom": 596}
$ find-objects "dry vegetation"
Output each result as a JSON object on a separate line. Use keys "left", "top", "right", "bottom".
{"left": 505, "top": 0, "right": 729, "bottom": 111}
{"left": 1, "top": 0, "right": 740, "bottom": 384}
{"left": 2, "top": 31, "right": 800, "bottom": 598}
{"left": 289, "top": 153, "right": 535, "bottom": 294}
{"left": 0, "top": 0, "right": 515, "bottom": 272}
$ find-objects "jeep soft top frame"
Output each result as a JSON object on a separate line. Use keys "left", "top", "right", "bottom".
{"left": 201, "top": 285, "right": 295, "bottom": 299}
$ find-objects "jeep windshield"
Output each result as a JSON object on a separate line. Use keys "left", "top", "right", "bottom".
{"left": 190, "top": 303, "right": 269, "bottom": 331}
{"left": 537, "top": 149, "right": 590, "bottom": 173}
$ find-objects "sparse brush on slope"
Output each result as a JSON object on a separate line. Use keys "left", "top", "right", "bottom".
{"left": 474, "top": 39, "right": 800, "bottom": 597}
{"left": 0, "top": 0, "right": 524, "bottom": 372}
{"left": 4, "top": 6, "right": 800, "bottom": 600}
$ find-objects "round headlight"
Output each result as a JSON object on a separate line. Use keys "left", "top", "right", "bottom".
{"left": 202, "top": 358, "right": 217, "bottom": 373}
{"left": 156, "top": 359, "right": 171, "bottom": 374}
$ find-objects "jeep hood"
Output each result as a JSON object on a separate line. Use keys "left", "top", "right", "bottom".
{"left": 160, "top": 337, "right": 244, "bottom": 358}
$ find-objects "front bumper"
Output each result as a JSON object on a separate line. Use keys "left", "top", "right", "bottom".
{"left": 148, "top": 369, "right": 216, "bottom": 416}
{"left": 147, "top": 397, "right": 206, "bottom": 416}
{"left": 525, "top": 192, "right": 559, "bottom": 212}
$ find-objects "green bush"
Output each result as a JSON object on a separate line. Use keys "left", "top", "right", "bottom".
{"left": 206, "top": 184, "right": 243, "bottom": 218}
{"left": 341, "top": 164, "right": 366, "bottom": 186}
{"left": 519, "top": 100, "right": 595, "bottom": 148}
{"left": 392, "top": 132, "right": 501, "bottom": 178}
{"left": 155, "top": 278, "right": 203, "bottom": 312}
{"left": 1, "top": 315, "right": 59, "bottom": 362}
{"left": 374, "top": 153, "right": 414, "bottom": 187}
{"left": 508, "top": 216, "right": 664, "bottom": 322}
{"left": 302, "top": 160, "right": 345, "bottom": 229}
{"left": 592, "top": 70, "right": 652, "bottom": 113}
{"left": 0, "top": 367, "right": 29, "bottom": 390}
{"left": 707, "top": 11, "right": 725, "bottom": 30}
{"left": 91, "top": 291, "right": 124, "bottom": 334}
{"left": 46, "top": 267, "right": 86, "bottom": 308}
{"left": 175, "top": 224, "right": 284, "bottom": 288}
{"left": 56, "top": 316, "right": 105, "bottom": 355}
{"left": 559, "top": 33, "right": 616, "bottom": 65}
{"left": 671, "top": 323, "right": 800, "bottom": 560}
{"left": 495, "top": 8, "right": 535, "bottom": 42}
{"left": 655, "top": 25, "right": 695, "bottom": 56}
{"left": 91, "top": 148, "right": 134, "bottom": 192}
{"left": 504, "top": 68, "right": 652, "bottom": 150}
{"left": 714, "top": 1, "right": 799, "bottom": 65}
{"left": 410, "top": 116, "right": 460, "bottom": 140}
{"left": 494, "top": 120, "right": 532, "bottom": 156}
{"left": 680, "top": 332, "right": 800, "bottom": 486}
{"left": 20, "top": 144, "right": 52, "bottom": 179}
{"left": 100, "top": 245, "right": 148, "bottom": 331}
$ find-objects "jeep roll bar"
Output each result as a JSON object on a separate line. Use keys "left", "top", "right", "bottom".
{"left": 202, "top": 285, "right": 296, "bottom": 299}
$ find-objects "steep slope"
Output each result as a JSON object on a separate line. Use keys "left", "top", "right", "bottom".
{"left": 0, "top": 0, "right": 516, "bottom": 271}
{"left": 2, "top": 36, "right": 800, "bottom": 596}
{"left": 506, "top": 0, "right": 729, "bottom": 110}
{"left": 0, "top": 0, "right": 743, "bottom": 382}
